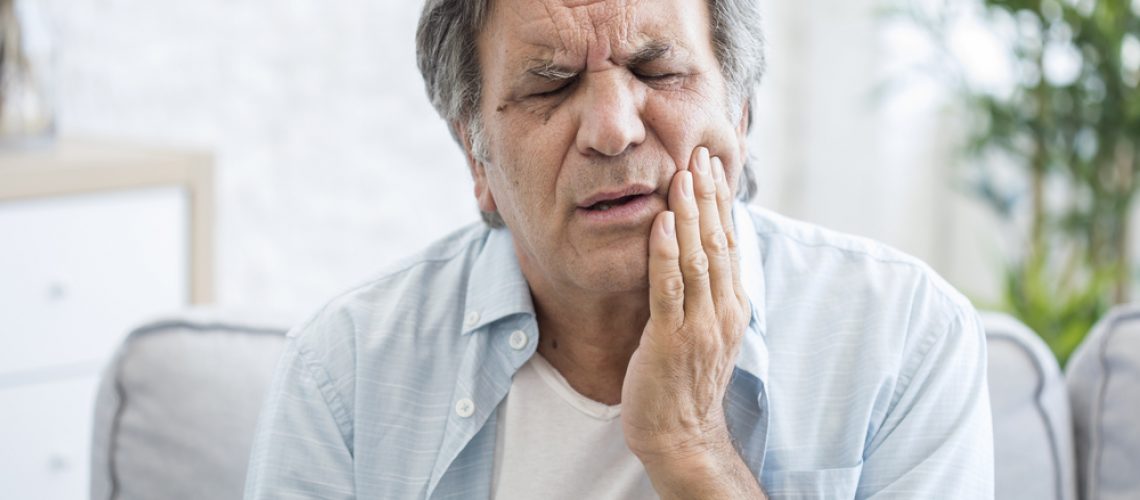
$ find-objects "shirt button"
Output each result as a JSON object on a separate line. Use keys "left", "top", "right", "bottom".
{"left": 464, "top": 311, "right": 480, "bottom": 328}
{"left": 455, "top": 398, "right": 475, "bottom": 418}
{"left": 508, "top": 330, "right": 528, "bottom": 350}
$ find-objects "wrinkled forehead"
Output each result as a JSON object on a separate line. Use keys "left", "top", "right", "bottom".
{"left": 483, "top": 0, "right": 708, "bottom": 69}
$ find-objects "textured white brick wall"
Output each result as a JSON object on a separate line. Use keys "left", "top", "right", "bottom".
{"left": 37, "top": 0, "right": 1007, "bottom": 318}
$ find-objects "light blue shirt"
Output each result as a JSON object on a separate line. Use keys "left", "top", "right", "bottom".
{"left": 245, "top": 204, "right": 994, "bottom": 499}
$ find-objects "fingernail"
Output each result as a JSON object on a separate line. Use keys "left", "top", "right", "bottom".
{"left": 695, "top": 147, "right": 709, "bottom": 174}
{"left": 682, "top": 171, "right": 693, "bottom": 198}
{"left": 663, "top": 211, "right": 675, "bottom": 236}
{"left": 713, "top": 157, "right": 725, "bottom": 183}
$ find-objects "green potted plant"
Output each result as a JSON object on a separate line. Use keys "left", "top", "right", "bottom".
{"left": 885, "top": 0, "right": 1139, "bottom": 364}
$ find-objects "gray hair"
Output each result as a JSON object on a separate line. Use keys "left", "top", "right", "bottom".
{"left": 416, "top": 0, "right": 765, "bottom": 227}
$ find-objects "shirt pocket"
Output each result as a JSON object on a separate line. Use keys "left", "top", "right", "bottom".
{"left": 761, "top": 463, "right": 863, "bottom": 499}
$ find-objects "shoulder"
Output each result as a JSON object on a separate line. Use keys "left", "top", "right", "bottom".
{"left": 743, "top": 205, "right": 981, "bottom": 374}
{"left": 745, "top": 204, "right": 974, "bottom": 320}
{"left": 744, "top": 207, "right": 988, "bottom": 467}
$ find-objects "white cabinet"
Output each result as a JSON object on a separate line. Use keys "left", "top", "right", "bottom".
{"left": 0, "top": 187, "right": 189, "bottom": 373}
{"left": 0, "top": 140, "right": 213, "bottom": 500}
{"left": 0, "top": 377, "right": 101, "bottom": 500}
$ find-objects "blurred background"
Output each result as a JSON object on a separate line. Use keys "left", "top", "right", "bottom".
{"left": 1, "top": 0, "right": 1137, "bottom": 498}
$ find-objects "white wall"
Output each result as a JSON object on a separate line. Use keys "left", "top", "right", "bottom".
{"left": 45, "top": 0, "right": 478, "bottom": 320}
{"left": 40, "top": 0, "right": 1006, "bottom": 319}
{"left": 754, "top": 0, "right": 1005, "bottom": 304}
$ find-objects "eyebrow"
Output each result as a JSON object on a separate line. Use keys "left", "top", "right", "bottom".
{"left": 526, "top": 61, "right": 578, "bottom": 81}
{"left": 522, "top": 40, "right": 676, "bottom": 81}
{"left": 624, "top": 40, "right": 674, "bottom": 68}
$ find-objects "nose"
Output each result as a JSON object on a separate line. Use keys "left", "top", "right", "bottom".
{"left": 575, "top": 72, "right": 646, "bottom": 157}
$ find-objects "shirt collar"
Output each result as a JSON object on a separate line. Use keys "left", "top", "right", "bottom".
{"left": 732, "top": 202, "right": 770, "bottom": 385}
{"left": 461, "top": 227, "right": 536, "bottom": 334}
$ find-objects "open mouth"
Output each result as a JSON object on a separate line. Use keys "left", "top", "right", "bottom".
{"left": 585, "top": 194, "right": 645, "bottom": 211}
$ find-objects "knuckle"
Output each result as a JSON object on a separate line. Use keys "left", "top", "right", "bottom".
{"left": 657, "top": 272, "right": 686, "bottom": 301}
{"left": 679, "top": 206, "right": 700, "bottom": 224}
{"left": 736, "top": 293, "right": 751, "bottom": 316}
{"left": 729, "top": 308, "right": 748, "bottom": 332}
{"left": 724, "top": 228, "right": 738, "bottom": 250}
{"left": 716, "top": 184, "right": 733, "bottom": 203}
{"left": 716, "top": 319, "right": 742, "bottom": 344}
{"left": 652, "top": 296, "right": 683, "bottom": 318}
{"left": 651, "top": 238, "right": 679, "bottom": 259}
{"left": 725, "top": 323, "right": 743, "bottom": 346}
{"left": 703, "top": 228, "right": 729, "bottom": 255}
{"left": 681, "top": 250, "right": 710, "bottom": 276}
{"left": 697, "top": 183, "right": 718, "bottom": 201}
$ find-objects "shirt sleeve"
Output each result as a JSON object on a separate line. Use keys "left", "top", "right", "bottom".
{"left": 857, "top": 308, "right": 995, "bottom": 499}
{"left": 244, "top": 337, "right": 356, "bottom": 500}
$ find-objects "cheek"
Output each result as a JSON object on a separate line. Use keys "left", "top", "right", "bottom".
{"left": 486, "top": 127, "right": 567, "bottom": 220}
{"left": 644, "top": 92, "right": 743, "bottom": 174}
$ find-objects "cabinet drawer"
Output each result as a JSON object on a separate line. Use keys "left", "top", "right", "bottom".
{"left": 0, "top": 376, "right": 100, "bottom": 500}
{"left": 0, "top": 187, "right": 189, "bottom": 375}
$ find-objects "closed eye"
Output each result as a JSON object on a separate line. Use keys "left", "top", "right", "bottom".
{"left": 531, "top": 78, "right": 578, "bottom": 98}
{"left": 533, "top": 85, "right": 568, "bottom": 98}
{"left": 636, "top": 72, "right": 684, "bottom": 85}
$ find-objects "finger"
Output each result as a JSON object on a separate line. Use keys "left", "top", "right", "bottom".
{"left": 647, "top": 210, "right": 684, "bottom": 326}
{"left": 690, "top": 148, "right": 735, "bottom": 315}
{"left": 712, "top": 156, "right": 749, "bottom": 315}
{"left": 669, "top": 162, "right": 713, "bottom": 318}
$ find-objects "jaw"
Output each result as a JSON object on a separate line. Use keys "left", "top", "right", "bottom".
{"left": 562, "top": 231, "right": 653, "bottom": 294}
{"left": 513, "top": 217, "right": 653, "bottom": 296}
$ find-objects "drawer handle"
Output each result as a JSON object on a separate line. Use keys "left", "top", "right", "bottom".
{"left": 46, "top": 282, "right": 67, "bottom": 302}
{"left": 47, "top": 453, "right": 70, "bottom": 473}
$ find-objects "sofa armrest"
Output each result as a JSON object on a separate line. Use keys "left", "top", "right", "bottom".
{"left": 984, "top": 312, "right": 1077, "bottom": 500}
{"left": 1067, "top": 305, "right": 1140, "bottom": 500}
{"left": 90, "top": 308, "right": 288, "bottom": 500}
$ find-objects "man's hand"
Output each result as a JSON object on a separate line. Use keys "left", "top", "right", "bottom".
{"left": 621, "top": 147, "right": 764, "bottom": 498}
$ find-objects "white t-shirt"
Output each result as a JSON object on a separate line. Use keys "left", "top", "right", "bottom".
{"left": 491, "top": 354, "right": 659, "bottom": 499}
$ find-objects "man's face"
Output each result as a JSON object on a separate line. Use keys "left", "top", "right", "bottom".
{"left": 468, "top": 0, "right": 749, "bottom": 294}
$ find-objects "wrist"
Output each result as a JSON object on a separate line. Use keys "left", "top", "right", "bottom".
{"left": 627, "top": 406, "right": 733, "bottom": 462}
{"left": 635, "top": 428, "right": 740, "bottom": 495}
{"left": 631, "top": 425, "right": 734, "bottom": 469}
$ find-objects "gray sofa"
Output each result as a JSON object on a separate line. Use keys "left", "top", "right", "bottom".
{"left": 89, "top": 310, "right": 287, "bottom": 500}
{"left": 984, "top": 312, "right": 1078, "bottom": 499}
{"left": 1066, "top": 307, "right": 1140, "bottom": 500}
{"left": 89, "top": 307, "right": 1140, "bottom": 499}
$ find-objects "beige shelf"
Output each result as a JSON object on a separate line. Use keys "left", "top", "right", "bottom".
{"left": 0, "top": 138, "right": 215, "bottom": 304}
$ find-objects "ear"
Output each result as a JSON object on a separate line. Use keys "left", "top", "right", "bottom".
{"left": 455, "top": 121, "right": 499, "bottom": 214}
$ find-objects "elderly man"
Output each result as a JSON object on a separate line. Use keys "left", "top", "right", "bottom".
{"left": 245, "top": 0, "right": 993, "bottom": 498}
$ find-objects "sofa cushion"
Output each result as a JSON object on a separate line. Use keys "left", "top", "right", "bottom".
{"left": 90, "top": 309, "right": 288, "bottom": 500}
{"left": 1067, "top": 305, "right": 1140, "bottom": 500}
{"left": 984, "top": 312, "right": 1077, "bottom": 500}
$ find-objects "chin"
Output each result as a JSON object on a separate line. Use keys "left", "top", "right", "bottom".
{"left": 571, "top": 245, "right": 651, "bottom": 294}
